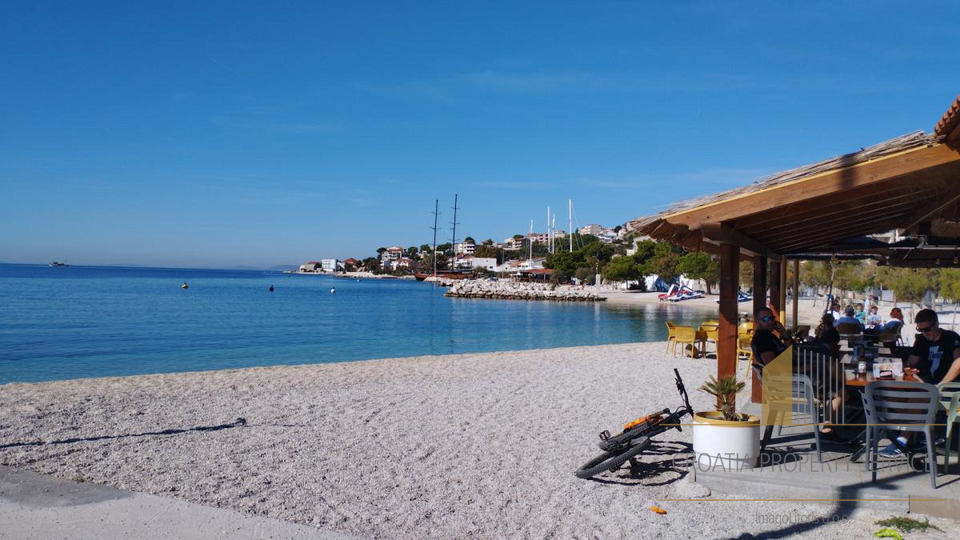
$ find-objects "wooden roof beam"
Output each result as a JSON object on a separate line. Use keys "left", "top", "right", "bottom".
{"left": 742, "top": 197, "right": 922, "bottom": 243}
{"left": 701, "top": 223, "right": 780, "bottom": 259}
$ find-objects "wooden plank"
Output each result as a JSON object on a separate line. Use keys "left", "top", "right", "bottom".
{"left": 770, "top": 259, "right": 783, "bottom": 320}
{"left": 719, "top": 243, "right": 739, "bottom": 407}
{"left": 792, "top": 259, "right": 800, "bottom": 331}
{"left": 753, "top": 257, "right": 767, "bottom": 319}
{"left": 751, "top": 198, "right": 923, "bottom": 247}
{"left": 779, "top": 256, "right": 788, "bottom": 325}
{"left": 734, "top": 187, "right": 924, "bottom": 237}
{"left": 662, "top": 144, "right": 960, "bottom": 230}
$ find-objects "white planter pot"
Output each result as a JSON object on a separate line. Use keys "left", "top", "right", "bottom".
{"left": 692, "top": 411, "right": 762, "bottom": 470}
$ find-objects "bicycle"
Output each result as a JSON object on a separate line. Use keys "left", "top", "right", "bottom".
{"left": 574, "top": 368, "right": 694, "bottom": 479}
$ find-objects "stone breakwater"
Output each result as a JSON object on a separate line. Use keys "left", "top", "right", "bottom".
{"left": 443, "top": 281, "right": 606, "bottom": 301}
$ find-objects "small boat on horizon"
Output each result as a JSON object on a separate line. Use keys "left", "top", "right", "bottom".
{"left": 49, "top": 261, "right": 69, "bottom": 268}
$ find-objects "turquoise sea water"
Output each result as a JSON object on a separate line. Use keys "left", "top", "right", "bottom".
{"left": 0, "top": 264, "right": 716, "bottom": 384}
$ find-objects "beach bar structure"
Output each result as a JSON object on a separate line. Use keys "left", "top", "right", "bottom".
{"left": 629, "top": 95, "right": 960, "bottom": 403}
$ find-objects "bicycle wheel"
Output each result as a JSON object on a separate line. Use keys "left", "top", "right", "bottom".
{"left": 574, "top": 436, "right": 651, "bottom": 479}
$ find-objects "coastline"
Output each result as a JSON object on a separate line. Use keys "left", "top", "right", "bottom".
{"left": 0, "top": 342, "right": 939, "bottom": 539}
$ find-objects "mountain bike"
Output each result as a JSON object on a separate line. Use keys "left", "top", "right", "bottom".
{"left": 574, "top": 368, "right": 694, "bottom": 479}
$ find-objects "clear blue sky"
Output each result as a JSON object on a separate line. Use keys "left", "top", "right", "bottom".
{"left": 2, "top": 1, "right": 958, "bottom": 268}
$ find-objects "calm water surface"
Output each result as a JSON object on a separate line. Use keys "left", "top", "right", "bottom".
{"left": 0, "top": 265, "right": 716, "bottom": 384}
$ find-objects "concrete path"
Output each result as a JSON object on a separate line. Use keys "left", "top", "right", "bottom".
{"left": 0, "top": 466, "right": 358, "bottom": 540}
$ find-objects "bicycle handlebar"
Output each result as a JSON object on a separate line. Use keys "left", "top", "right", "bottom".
{"left": 674, "top": 368, "right": 692, "bottom": 413}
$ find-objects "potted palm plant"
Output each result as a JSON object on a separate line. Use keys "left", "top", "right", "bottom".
{"left": 692, "top": 375, "right": 762, "bottom": 469}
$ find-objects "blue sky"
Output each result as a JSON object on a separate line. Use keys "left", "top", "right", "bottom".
{"left": 2, "top": 1, "right": 958, "bottom": 268}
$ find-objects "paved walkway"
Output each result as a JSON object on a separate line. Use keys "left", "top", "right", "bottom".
{"left": 0, "top": 466, "right": 358, "bottom": 540}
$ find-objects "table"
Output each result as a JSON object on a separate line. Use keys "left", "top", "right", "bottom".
{"left": 844, "top": 372, "right": 920, "bottom": 388}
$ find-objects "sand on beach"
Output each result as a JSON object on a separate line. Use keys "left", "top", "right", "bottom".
{"left": 0, "top": 343, "right": 952, "bottom": 539}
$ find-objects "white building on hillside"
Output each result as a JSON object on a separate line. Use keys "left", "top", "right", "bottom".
{"left": 579, "top": 224, "right": 602, "bottom": 236}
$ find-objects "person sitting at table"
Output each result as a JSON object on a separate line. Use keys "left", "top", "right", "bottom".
{"left": 828, "top": 301, "right": 842, "bottom": 323}
{"left": 865, "top": 305, "right": 882, "bottom": 327}
{"left": 879, "top": 309, "right": 960, "bottom": 458}
{"left": 854, "top": 303, "right": 867, "bottom": 324}
{"left": 751, "top": 307, "right": 792, "bottom": 375}
{"left": 866, "top": 307, "right": 904, "bottom": 335}
{"left": 814, "top": 313, "right": 841, "bottom": 349}
{"left": 834, "top": 306, "right": 864, "bottom": 331}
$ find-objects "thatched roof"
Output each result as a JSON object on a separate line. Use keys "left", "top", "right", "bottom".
{"left": 628, "top": 131, "right": 935, "bottom": 233}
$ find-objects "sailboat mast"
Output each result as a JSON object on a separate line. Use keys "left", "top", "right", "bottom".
{"left": 568, "top": 199, "right": 573, "bottom": 251}
{"left": 431, "top": 199, "right": 440, "bottom": 278}
{"left": 547, "top": 206, "right": 551, "bottom": 254}
{"left": 450, "top": 194, "right": 460, "bottom": 258}
{"left": 552, "top": 214, "right": 556, "bottom": 254}
{"left": 528, "top": 220, "right": 533, "bottom": 263}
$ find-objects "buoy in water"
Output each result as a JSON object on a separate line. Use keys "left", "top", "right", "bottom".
{"left": 330, "top": 288, "right": 336, "bottom": 294}
{"left": 181, "top": 283, "right": 189, "bottom": 289}
{"left": 269, "top": 285, "right": 275, "bottom": 292}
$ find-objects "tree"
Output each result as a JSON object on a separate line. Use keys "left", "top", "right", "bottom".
{"left": 406, "top": 246, "right": 418, "bottom": 258}
{"left": 633, "top": 240, "right": 657, "bottom": 266}
{"left": 512, "top": 234, "right": 524, "bottom": 241}
{"left": 544, "top": 251, "right": 578, "bottom": 282}
{"left": 473, "top": 244, "right": 500, "bottom": 260}
{"left": 482, "top": 238, "right": 494, "bottom": 246}
{"left": 603, "top": 255, "right": 641, "bottom": 282}
{"left": 376, "top": 247, "right": 387, "bottom": 258}
{"left": 739, "top": 260, "right": 754, "bottom": 291}
{"left": 940, "top": 269, "right": 960, "bottom": 303}
{"left": 575, "top": 267, "right": 594, "bottom": 284}
{"left": 420, "top": 252, "right": 449, "bottom": 272}
{"left": 643, "top": 242, "right": 682, "bottom": 282}
{"left": 877, "top": 267, "right": 936, "bottom": 304}
{"left": 463, "top": 236, "right": 475, "bottom": 244}
{"left": 676, "top": 252, "right": 719, "bottom": 294}
{"left": 419, "top": 244, "right": 432, "bottom": 255}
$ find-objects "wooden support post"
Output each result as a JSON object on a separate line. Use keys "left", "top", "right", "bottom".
{"left": 769, "top": 259, "right": 783, "bottom": 321}
{"left": 792, "top": 259, "right": 800, "bottom": 331}
{"left": 753, "top": 257, "right": 767, "bottom": 318}
{"left": 718, "top": 244, "right": 739, "bottom": 407}
{"left": 750, "top": 256, "right": 767, "bottom": 403}
{"left": 779, "top": 256, "right": 788, "bottom": 324}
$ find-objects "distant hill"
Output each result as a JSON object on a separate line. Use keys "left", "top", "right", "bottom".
{"left": 267, "top": 264, "right": 298, "bottom": 271}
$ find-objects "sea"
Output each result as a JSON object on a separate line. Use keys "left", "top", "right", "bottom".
{"left": 0, "top": 264, "right": 716, "bottom": 384}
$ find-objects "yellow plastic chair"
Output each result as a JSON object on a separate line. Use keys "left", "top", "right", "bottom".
{"left": 672, "top": 326, "right": 698, "bottom": 358}
{"left": 738, "top": 321, "right": 754, "bottom": 335}
{"left": 937, "top": 382, "right": 960, "bottom": 474}
{"left": 698, "top": 324, "right": 719, "bottom": 356}
{"left": 737, "top": 334, "right": 754, "bottom": 382}
{"left": 665, "top": 322, "right": 677, "bottom": 354}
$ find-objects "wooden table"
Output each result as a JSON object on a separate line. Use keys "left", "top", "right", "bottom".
{"left": 844, "top": 372, "right": 920, "bottom": 387}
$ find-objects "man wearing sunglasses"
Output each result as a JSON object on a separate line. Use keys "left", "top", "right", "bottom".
{"left": 750, "top": 307, "right": 792, "bottom": 373}
{"left": 879, "top": 309, "right": 960, "bottom": 458}
{"left": 904, "top": 309, "right": 960, "bottom": 384}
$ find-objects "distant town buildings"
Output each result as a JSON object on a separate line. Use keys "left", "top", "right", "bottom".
{"left": 455, "top": 241, "right": 476, "bottom": 256}
{"left": 578, "top": 224, "right": 602, "bottom": 236}
{"left": 299, "top": 259, "right": 343, "bottom": 273}
{"left": 299, "top": 261, "right": 323, "bottom": 272}
{"left": 381, "top": 246, "right": 405, "bottom": 262}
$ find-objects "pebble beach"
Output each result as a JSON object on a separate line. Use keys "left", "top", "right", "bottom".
{"left": 1, "top": 341, "right": 952, "bottom": 539}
